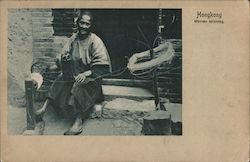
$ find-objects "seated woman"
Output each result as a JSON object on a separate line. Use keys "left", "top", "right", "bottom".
{"left": 42, "top": 11, "right": 111, "bottom": 135}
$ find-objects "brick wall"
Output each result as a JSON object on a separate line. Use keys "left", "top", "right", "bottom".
{"left": 52, "top": 9, "right": 75, "bottom": 36}
{"left": 31, "top": 9, "right": 70, "bottom": 60}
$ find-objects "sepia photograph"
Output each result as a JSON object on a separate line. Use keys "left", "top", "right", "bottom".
{"left": 8, "top": 8, "right": 182, "bottom": 136}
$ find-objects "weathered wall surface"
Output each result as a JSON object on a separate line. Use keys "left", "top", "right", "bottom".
{"left": 8, "top": 9, "right": 33, "bottom": 91}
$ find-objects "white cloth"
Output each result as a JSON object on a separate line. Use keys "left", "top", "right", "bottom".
{"left": 30, "top": 73, "right": 43, "bottom": 89}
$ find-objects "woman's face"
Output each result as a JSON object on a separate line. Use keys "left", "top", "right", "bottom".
{"left": 78, "top": 14, "right": 92, "bottom": 35}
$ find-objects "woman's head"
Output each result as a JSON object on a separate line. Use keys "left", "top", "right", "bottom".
{"left": 76, "top": 11, "right": 93, "bottom": 36}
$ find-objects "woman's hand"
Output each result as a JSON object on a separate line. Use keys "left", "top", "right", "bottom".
{"left": 75, "top": 73, "right": 86, "bottom": 83}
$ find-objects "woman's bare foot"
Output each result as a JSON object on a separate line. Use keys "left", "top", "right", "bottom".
{"left": 64, "top": 114, "right": 83, "bottom": 135}
{"left": 36, "top": 99, "right": 50, "bottom": 115}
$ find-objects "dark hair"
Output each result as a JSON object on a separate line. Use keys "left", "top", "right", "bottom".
{"left": 76, "top": 11, "right": 94, "bottom": 25}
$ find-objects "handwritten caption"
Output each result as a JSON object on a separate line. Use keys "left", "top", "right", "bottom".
{"left": 194, "top": 11, "right": 224, "bottom": 24}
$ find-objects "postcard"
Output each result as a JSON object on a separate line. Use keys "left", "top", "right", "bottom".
{"left": 0, "top": 0, "right": 249, "bottom": 162}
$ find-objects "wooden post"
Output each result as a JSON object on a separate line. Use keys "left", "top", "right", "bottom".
{"left": 150, "top": 49, "right": 159, "bottom": 109}
{"left": 157, "top": 9, "right": 167, "bottom": 110}
{"left": 25, "top": 79, "right": 36, "bottom": 130}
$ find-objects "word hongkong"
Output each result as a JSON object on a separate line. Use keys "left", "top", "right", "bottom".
{"left": 196, "top": 11, "right": 222, "bottom": 19}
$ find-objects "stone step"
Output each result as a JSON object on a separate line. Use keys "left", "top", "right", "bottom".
{"left": 104, "top": 98, "right": 156, "bottom": 112}
{"left": 102, "top": 85, "right": 154, "bottom": 101}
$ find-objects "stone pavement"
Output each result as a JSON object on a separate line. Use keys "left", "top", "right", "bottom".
{"left": 8, "top": 98, "right": 182, "bottom": 135}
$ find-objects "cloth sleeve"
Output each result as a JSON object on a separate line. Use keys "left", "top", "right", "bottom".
{"left": 90, "top": 38, "right": 111, "bottom": 67}
{"left": 90, "top": 64, "right": 110, "bottom": 79}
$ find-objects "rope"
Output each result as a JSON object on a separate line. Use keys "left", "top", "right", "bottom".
{"left": 130, "top": 66, "right": 157, "bottom": 76}
{"left": 130, "top": 66, "right": 181, "bottom": 80}
{"left": 127, "top": 41, "right": 175, "bottom": 73}
{"left": 137, "top": 25, "right": 151, "bottom": 50}
{"left": 41, "top": 65, "right": 181, "bottom": 84}
{"left": 41, "top": 67, "right": 128, "bottom": 83}
{"left": 157, "top": 66, "right": 181, "bottom": 75}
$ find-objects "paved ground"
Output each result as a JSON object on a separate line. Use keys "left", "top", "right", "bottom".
{"left": 8, "top": 98, "right": 182, "bottom": 136}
